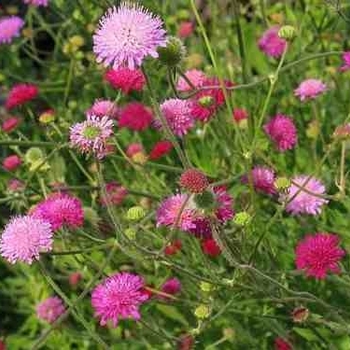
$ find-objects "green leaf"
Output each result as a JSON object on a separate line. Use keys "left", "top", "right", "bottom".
{"left": 293, "top": 327, "right": 318, "bottom": 341}
{"left": 156, "top": 304, "right": 189, "bottom": 326}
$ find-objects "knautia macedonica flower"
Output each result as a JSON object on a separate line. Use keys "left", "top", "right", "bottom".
{"left": 104, "top": 68, "right": 145, "bottom": 94}
{"left": 0, "top": 215, "right": 53, "bottom": 264}
{"left": 295, "top": 233, "right": 345, "bottom": 279}
{"left": 264, "top": 114, "right": 297, "bottom": 152}
{"left": 36, "top": 296, "right": 65, "bottom": 323}
{"left": 2, "top": 116, "right": 21, "bottom": 133}
{"left": 179, "top": 169, "right": 209, "bottom": 194}
{"left": 294, "top": 79, "right": 326, "bottom": 101}
{"left": 242, "top": 166, "right": 276, "bottom": 195}
{"left": 2, "top": 155, "right": 22, "bottom": 171}
{"left": 178, "top": 21, "right": 194, "bottom": 39}
{"left": 86, "top": 99, "right": 119, "bottom": 119}
{"left": 100, "top": 181, "right": 128, "bottom": 206}
{"left": 23, "top": 0, "right": 49, "bottom": 6}
{"left": 340, "top": 51, "right": 350, "bottom": 72}
{"left": 119, "top": 102, "right": 153, "bottom": 131}
{"left": 93, "top": 2, "right": 167, "bottom": 69}
{"left": 31, "top": 193, "right": 84, "bottom": 231}
{"left": 70, "top": 115, "right": 114, "bottom": 159}
{"left": 149, "top": 140, "right": 173, "bottom": 160}
{"left": 282, "top": 175, "right": 328, "bottom": 215}
{"left": 0, "top": 16, "right": 24, "bottom": 45}
{"left": 159, "top": 99, "right": 194, "bottom": 137}
{"left": 274, "top": 337, "right": 292, "bottom": 350}
{"left": 258, "top": 26, "right": 287, "bottom": 58}
{"left": 159, "top": 277, "right": 181, "bottom": 300}
{"left": 91, "top": 272, "right": 149, "bottom": 327}
{"left": 176, "top": 69, "right": 207, "bottom": 92}
{"left": 5, "top": 83, "right": 38, "bottom": 110}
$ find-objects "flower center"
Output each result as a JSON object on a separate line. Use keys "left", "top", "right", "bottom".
{"left": 83, "top": 126, "right": 101, "bottom": 139}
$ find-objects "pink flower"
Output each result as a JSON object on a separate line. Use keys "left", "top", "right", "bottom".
{"left": 294, "top": 79, "right": 326, "bottom": 101}
{"left": 282, "top": 175, "right": 328, "bottom": 215}
{"left": 69, "top": 115, "right": 114, "bottom": 159}
{"left": 0, "top": 16, "right": 24, "bottom": 45}
{"left": 258, "top": 26, "right": 287, "bottom": 58}
{"left": 2, "top": 116, "right": 21, "bottom": 133}
{"left": 179, "top": 169, "right": 209, "bottom": 194}
{"left": 100, "top": 181, "right": 128, "bottom": 206}
{"left": 23, "top": 0, "right": 49, "bottom": 6}
{"left": 274, "top": 337, "right": 292, "bottom": 350}
{"left": 36, "top": 297, "right": 65, "bottom": 323}
{"left": 0, "top": 215, "right": 53, "bottom": 264}
{"left": 340, "top": 51, "right": 350, "bottom": 72}
{"left": 213, "top": 186, "right": 235, "bottom": 223}
{"left": 295, "top": 233, "right": 345, "bottom": 279}
{"left": 91, "top": 272, "right": 149, "bottom": 327}
{"left": 233, "top": 108, "right": 248, "bottom": 123}
{"left": 176, "top": 69, "right": 207, "bottom": 92}
{"left": 8, "top": 179, "right": 25, "bottom": 192}
{"left": 159, "top": 277, "right": 181, "bottom": 300}
{"left": 149, "top": 140, "right": 173, "bottom": 160}
{"left": 243, "top": 166, "right": 276, "bottom": 195}
{"left": 264, "top": 114, "right": 297, "bottom": 152}
{"left": 31, "top": 193, "right": 84, "bottom": 231}
{"left": 177, "top": 21, "right": 194, "bottom": 38}
{"left": 86, "top": 99, "right": 119, "bottom": 119}
{"left": 104, "top": 68, "right": 145, "bottom": 94}
{"left": 126, "top": 143, "right": 144, "bottom": 158}
{"left": 5, "top": 83, "right": 38, "bottom": 110}
{"left": 69, "top": 272, "right": 82, "bottom": 287}
{"left": 119, "top": 102, "right": 153, "bottom": 131}
{"left": 159, "top": 99, "right": 194, "bottom": 137}
{"left": 93, "top": 3, "right": 167, "bottom": 69}
{"left": 202, "top": 239, "right": 221, "bottom": 257}
{"left": 2, "top": 155, "right": 21, "bottom": 171}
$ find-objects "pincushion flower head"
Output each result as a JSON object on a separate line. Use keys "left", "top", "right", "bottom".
{"left": 86, "top": 99, "right": 119, "bottom": 119}
{"left": 264, "top": 114, "right": 297, "bottom": 152}
{"left": 159, "top": 277, "right": 181, "bottom": 300}
{"left": 282, "top": 175, "right": 328, "bottom": 215}
{"left": 0, "top": 215, "right": 53, "bottom": 264}
{"left": 5, "top": 83, "right": 38, "bottom": 110}
{"left": 31, "top": 193, "right": 84, "bottom": 231}
{"left": 340, "top": 51, "right": 350, "bottom": 72}
{"left": 70, "top": 115, "right": 114, "bottom": 159}
{"left": 100, "top": 181, "right": 128, "bottom": 206}
{"left": 104, "top": 68, "right": 145, "bottom": 94}
{"left": 158, "top": 99, "right": 194, "bottom": 137}
{"left": 258, "top": 26, "right": 287, "bottom": 58}
{"left": 2, "top": 155, "right": 21, "bottom": 171}
{"left": 176, "top": 69, "right": 207, "bottom": 92}
{"left": 149, "top": 140, "right": 173, "bottom": 160}
{"left": 93, "top": 2, "right": 167, "bottom": 70}
{"left": 274, "top": 337, "right": 292, "bottom": 350}
{"left": 294, "top": 79, "right": 327, "bottom": 101}
{"left": 243, "top": 166, "right": 276, "bottom": 195}
{"left": 119, "top": 102, "right": 153, "bottom": 131}
{"left": 91, "top": 272, "right": 149, "bottom": 327}
{"left": 0, "top": 16, "right": 24, "bottom": 45}
{"left": 36, "top": 296, "right": 65, "bottom": 324}
{"left": 23, "top": 0, "right": 49, "bottom": 6}
{"left": 2, "top": 116, "right": 21, "bottom": 133}
{"left": 295, "top": 233, "right": 345, "bottom": 279}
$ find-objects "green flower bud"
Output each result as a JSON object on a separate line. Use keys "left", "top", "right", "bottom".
{"left": 125, "top": 228, "right": 137, "bottom": 240}
{"left": 200, "top": 282, "right": 213, "bottom": 293}
{"left": 158, "top": 36, "right": 186, "bottom": 67}
{"left": 233, "top": 211, "right": 251, "bottom": 227}
{"left": 274, "top": 177, "right": 291, "bottom": 192}
{"left": 278, "top": 25, "right": 296, "bottom": 40}
{"left": 194, "top": 190, "right": 216, "bottom": 210}
{"left": 25, "top": 147, "right": 44, "bottom": 164}
{"left": 125, "top": 206, "right": 146, "bottom": 221}
{"left": 198, "top": 96, "right": 214, "bottom": 108}
{"left": 194, "top": 304, "right": 210, "bottom": 319}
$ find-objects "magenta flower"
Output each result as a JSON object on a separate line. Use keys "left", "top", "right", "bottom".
{"left": 0, "top": 16, "right": 24, "bottom": 45}
{"left": 100, "top": 181, "right": 128, "bottom": 206}
{"left": 295, "top": 233, "right": 345, "bottom": 279}
{"left": 243, "top": 166, "right": 276, "bottom": 195}
{"left": 104, "top": 68, "right": 145, "bottom": 94}
{"left": 36, "top": 296, "right": 65, "bottom": 323}
{"left": 294, "top": 79, "right": 326, "bottom": 101}
{"left": 282, "top": 175, "right": 328, "bottom": 215}
{"left": 86, "top": 99, "right": 119, "bottom": 119}
{"left": 159, "top": 99, "right": 194, "bottom": 137}
{"left": 119, "top": 102, "right": 153, "bottom": 131}
{"left": 0, "top": 215, "right": 53, "bottom": 264}
{"left": 176, "top": 69, "right": 207, "bottom": 92}
{"left": 70, "top": 115, "right": 114, "bottom": 159}
{"left": 31, "top": 193, "right": 84, "bottom": 231}
{"left": 159, "top": 277, "right": 181, "bottom": 300}
{"left": 258, "top": 26, "right": 287, "bottom": 58}
{"left": 93, "top": 3, "right": 167, "bottom": 69}
{"left": 5, "top": 83, "right": 38, "bottom": 110}
{"left": 91, "top": 272, "right": 149, "bottom": 327}
{"left": 2, "top": 155, "right": 21, "bottom": 171}
{"left": 23, "top": 0, "right": 49, "bottom": 6}
{"left": 264, "top": 114, "right": 297, "bottom": 152}
{"left": 340, "top": 52, "right": 350, "bottom": 72}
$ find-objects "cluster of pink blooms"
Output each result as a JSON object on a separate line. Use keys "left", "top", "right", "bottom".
{"left": 294, "top": 79, "right": 326, "bottom": 101}
{"left": 258, "top": 26, "right": 287, "bottom": 58}
{"left": 36, "top": 296, "right": 65, "bottom": 324}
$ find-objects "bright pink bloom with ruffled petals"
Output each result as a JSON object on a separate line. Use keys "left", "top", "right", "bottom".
{"left": 202, "top": 239, "right": 221, "bottom": 257}
{"left": 91, "top": 272, "right": 149, "bottom": 327}
{"left": 274, "top": 337, "right": 292, "bottom": 350}
{"left": 177, "top": 69, "right": 206, "bottom": 92}
{"left": 24, "top": 0, "right": 49, "bottom": 6}
{"left": 104, "top": 68, "right": 145, "bottom": 94}
{"left": 213, "top": 186, "right": 235, "bottom": 223}
{"left": 119, "top": 102, "right": 153, "bottom": 131}
{"left": 31, "top": 193, "right": 84, "bottom": 231}
{"left": 93, "top": 3, "right": 167, "bottom": 69}
{"left": 159, "top": 99, "right": 194, "bottom": 137}
{"left": 244, "top": 166, "right": 276, "bottom": 195}
{"left": 100, "top": 181, "right": 128, "bottom": 206}
{"left": 0, "top": 16, "right": 24, "bottom": 44}
{"left": 258, "top": 26, "right": 287, "bottom": 58}
{"left": 5, "top": 84, "right": 38, "bottom": 110}
{"left": 264, "top": 114, "right": 297, "bottom": 152}
{"left": 0, "top": 215, "right": 53, "bottom": 264}
{"left": 86, "top": 99, "right": 119, "bottom": 119}
{"left": 2, "top": 155, "right": 21, "bottom": 171}
{"left": 283, "top": 175, "right": 328, "bottom": 215}
{"left": 149, "top": 140, "right": 173, "bottom": 160}
{"left": 36, "top": 296, "right": 65, "bottom": 323}
{"left": 295, "top": 233, "right": 345, "bottom": 279}
{"left": 294, "top": 79, "right": 326, "bottom": 101}
{"left": 2, "top": 117, "right": 21, "bottom": 133}
{"left": 340, "top": 52, "right": 350, "bottom": 72}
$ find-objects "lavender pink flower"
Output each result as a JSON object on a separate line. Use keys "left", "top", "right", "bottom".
{"left": 0, "top": 215, "right": 53, "bottom": 264}
{"left": 69, "top": 115, "right": 114, "bottom": 159}
{"left": 264, "top": 114, "right": 297, "bottom": 152}
{"left": 258, "top": 26, "right": 287, "bottom": 58}
{"left": 0, "top": 16, "right": 24, "bottom": 45}
{"left": 86, "top": 99, "right": 119, "bottom": 119}
{"left": 295, "top": 233, "right": 345, "bottom": 279}
{"left": 23, "top": 0, "right": 49, "bottom": 6}
{"left": 176, "top": 69, "right": 207, "bottom": 92}
{"left": 36, "top": 296, "right": 65, "bottom": 323}
{"left": 93, "top": 3, "right": 167, "bottom": 69}
{"left": 91, "top": 272, "right": 149, "bottom": 327}
{"left": 294, "top": 79, "right": 326, "bottom": 101}
{"left": 243, "top": 166, "right": 276, "bottom": 195}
